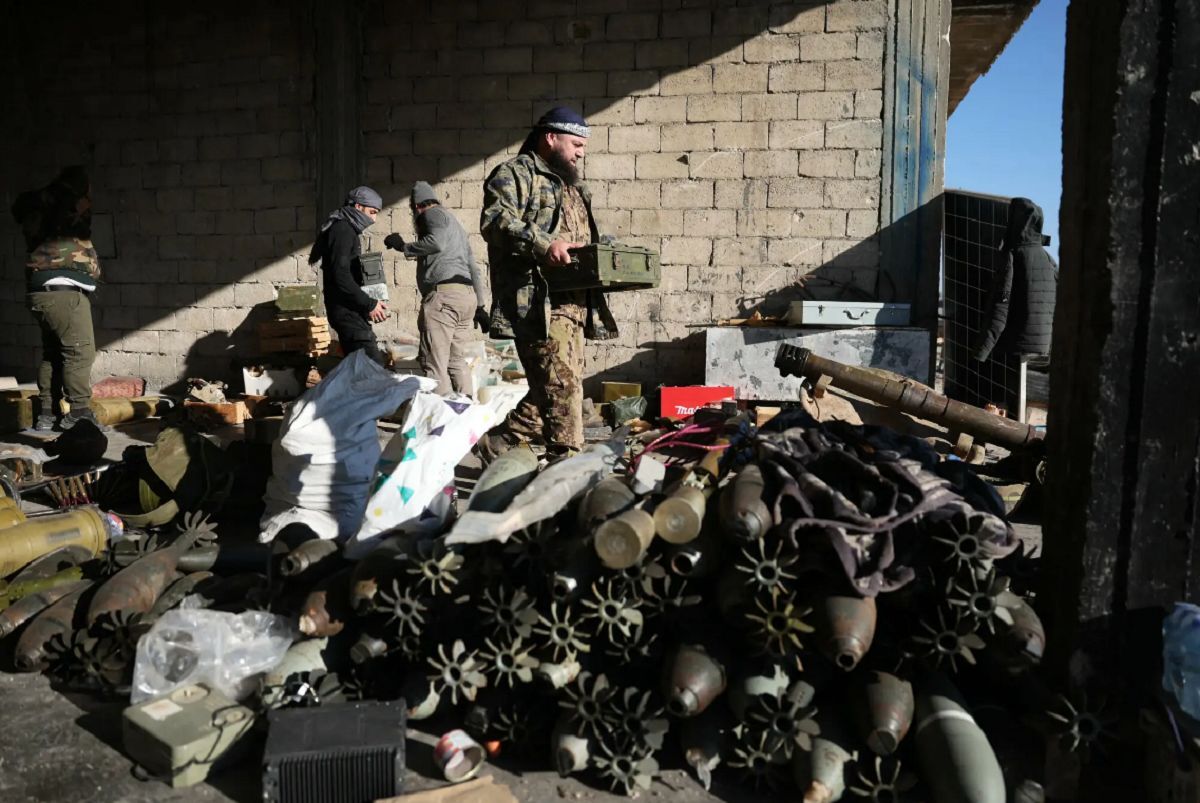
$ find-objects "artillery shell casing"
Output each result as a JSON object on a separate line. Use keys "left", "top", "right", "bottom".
{"left": 594, "top": 507, "right": 655, "bottom": 569}
{"left": 654, "top": 485, "right": 707, "bottom": 544}
{"left": 855, "top": 671, "right": 914, "bottom": 756}
{"left": 720, "top": 464, "right": 771, "bottom": 541}
{"left": 664, "top": 644, "right": 727, "bottom": 718}
{"left": 0, "top": 579, "right": 91, "bottom": 639}
{"left": 816, "top": 595, "right": 877, "bottom": 671}
{"left": 915, "top": 674, "right": 1006, "bottom": 803}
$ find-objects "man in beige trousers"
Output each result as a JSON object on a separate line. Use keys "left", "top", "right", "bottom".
{"left": 385, "top": 182, "right": 489, "bottom": 396}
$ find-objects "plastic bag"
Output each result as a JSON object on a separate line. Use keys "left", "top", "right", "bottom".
{"left": 1164, "top": 603, "right": 1200, "bottom": 718}
{"left": 259, "top": 350, "right": 433, "bottom": 543}
{"left": 131, "top": 609, "right": 294, "bottom": 703}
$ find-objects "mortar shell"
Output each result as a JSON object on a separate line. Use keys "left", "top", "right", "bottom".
{"left": 816, "top": 595, "right": 877, "bottom": 671}
{"left": 281, "top": 538, "right": 339, "bottom": 576}
{"left": 13, "top": 583, "right": 91, "bottom": 671}
{"left": 915, "top": 673, "right": 1006, "bottom": 803}
{"left": 0, "top": 579, "right": 91, "bottom": 640}
{"left": 468, "top": 443, "right": 539, "bottom": 513}
{"left": 594, "top": 507, "right": 655, "bottom": 569}
{"left": 855, "top": 670, "right": 914, "bottom": 756}
{"left": 720, "top": 464, "right": 771, "bottom": 541}
{"left": 552, "top": 714, "right": 592, "bottom": 777}
{"left": 654, "top": 486, "right": 707, "bottom": 544}
{"left": 87, "top": 545, "right": 182, "bottom": 626}
{"left": 664, "top": 644, "right": 727, "bottom": 718}
{"left": 149, "top": 571, "right": 214, "bottom": 618}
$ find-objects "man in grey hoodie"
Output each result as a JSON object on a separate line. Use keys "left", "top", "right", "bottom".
{"left": 385, "top": 182, "right": 489, "bottom": 395}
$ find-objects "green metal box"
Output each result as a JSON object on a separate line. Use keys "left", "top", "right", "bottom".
{"left": 274, "top": 285, "right": 320, "bottom": 315}
{"left": 547, "top": 243, "right": 660, "bottom": 292}
{"left": 123, "top": 684, "right": 257, "bottom": 787}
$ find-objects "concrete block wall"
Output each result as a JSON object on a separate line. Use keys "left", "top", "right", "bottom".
{"left": 0, "top": 2, "right": 317, "bottom": 389}
{"left": 0, "top": 0, "right": 889, "bottom": 393}
{"left": 364, "top": 0, "right": 887, "bottom": 388}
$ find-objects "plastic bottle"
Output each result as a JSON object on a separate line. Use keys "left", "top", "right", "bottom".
{"left": 1162, "top": 603, "right": 1200, "bottom": 718}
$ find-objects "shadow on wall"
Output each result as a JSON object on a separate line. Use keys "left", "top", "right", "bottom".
{"left": 0, "top": 0, "right": 849, "bottom": 387}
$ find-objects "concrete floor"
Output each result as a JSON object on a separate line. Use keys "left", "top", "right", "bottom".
{"left": 0, "top": 398, "right": 1043, "bottom": 803}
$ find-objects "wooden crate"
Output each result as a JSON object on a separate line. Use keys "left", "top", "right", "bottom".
{"left": 184, "top": 400, "right": 247, "bottom": 426}
{"left": 257, "top": 317, "right": 329, "bottom": 339}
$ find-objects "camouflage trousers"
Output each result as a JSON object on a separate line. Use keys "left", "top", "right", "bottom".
{"left": 496, "top": 303, "right": 585, "bottom": 454}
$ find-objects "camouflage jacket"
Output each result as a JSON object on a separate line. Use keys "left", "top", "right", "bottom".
{"left": 26, "top": 237, "right": 101, "bottom": 291}
{"left": 480, "top": 152, "right": 617, "bottom": 342}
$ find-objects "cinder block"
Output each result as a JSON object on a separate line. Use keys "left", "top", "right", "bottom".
{"left": 157, "top": 189, "right": 194, "bottom": 213}
{"left": 684, "top": 209, "right": 736, "bottom": 232}
{"left": 661, "top": 123, "right": 715, "bottom": 151}
{"left": 766, "top": 237, "right": 825, "bottom": 267}
{"left": 847, "top": 209, "right": 880, "bottom": 237}
{"left": 660, "top": 180, "right": 715, "bottom": 209}
{"left": 631, "top": 209, "right": 684, "bottom": 236}
{"left": 661, "top": 293, "right": 713, "bottom": 323}
{"left": 584, "top": 97, "right": 635, "bottom": 125}
{"left": 687, "top": 95, "right": 741, "bottom": 122}
{"left": 233, "top": 282, "right": 276, "bottom": 308}
{"left": 855, "top": 149, "right": 882, "bottom": 177}
{"left": 689, "top": 151, "right": 744, "bottom": 179}
{"left": 743, "top": 34, "right": 800, "bottom": 63}
{"left": 792, "top": 208, "right": 847, "bottom": 237}
{"left": 797, "top": 150, "right": 857, "bottom": 178}
{"left": 254, "top": 208, "right": 296, "bottom": 234}
{"left": 713, "top": 122, "right": 769, "bottom": 150}
{"left": 713, "top": 237, "right": 766, "bottom": 266}
{"left": 713, "top": 64, "right": 769, "bottom": 94}
{"left": 769, "top": 120, "right": 825, "bottom": 150}
{"left": 744, "top": 150, "right": 798, "bottom": 178}
{"left": 636, "top": 39, "right": 690, "bottom": 70}
{"left": 660, "top": 65, "right": 713, "bottom": 96}
{"left": 608, "top": 70, "right": 660, "bottom": 97}
{"left": 800, "top": 32, "right": 858, "bottom": 61}
{"left": 823, "top": 178, "right": 881, "bottom": 209}
{"left": 742, "top": 93, "right": 798, "bottom": 122}
{"left": 796, "top": 91, "right": 856, "bottom": 120}
{"left": 557, "top": 71, "right": 607, "bottom": 98}
{"left": 769, "top": 4, "right": 826, "bottom": 34}
{"left": 584, "top": 42, "right": 637, "bottom": 71}
{"left": 825, "top": 119, "right": 882, "bottom": 148}
{"left": 175, "top": 306, "right": 215, "bottom": 332}
{"left": 635, "top": 96, "right": 688, "bottom": 123}
{"left": 737, "top": 208, "right": 797, "bottom": 237}
{"left": 855, "top": 89, "right": 883, "bottom": 119}
{"left": 826, "top": 0, "right": 888, "bottom": 32}
{"left": 768, "top": 177, "right": 824, "bottom": 208}
{"left": 661, "top": 237, "right": 713, "bottom": 266}
{"left": 768, "top": 62, "right": 825, "bottom": 93}
{"left": 857, "top": 31, "right": 885, "bottom": 60}
{"left": 509, "top": 73, "right": 557, "bottom": 99}
{"left": 608, "top": 125, "right": 662, "bottom": 153}
{"left": 825, "top": 59, "right": 883, "bottom": 91}
{"left": 662, "top": 9, "right": 711, "bottom": 38}
{"left": 484, "top": 47, "right": 533, "bottom": 73}
{"left": 584, "top": 154, "right": 636, "bottom": 180}
{"left": 715, "top": 178, "right": 768, "bottom": 209}
{"left": 609, "top": 180, "right": 661, "bottom": 208}
{"left": 636, "top": 152, "right": 690, "bottom": 179}
{"left": 606, "top": 12, "right": 659, "bottom": 41}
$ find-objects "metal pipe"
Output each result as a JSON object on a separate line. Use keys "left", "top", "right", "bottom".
{"left": 775, "top": 345, "right": 1042, "bottom": 449}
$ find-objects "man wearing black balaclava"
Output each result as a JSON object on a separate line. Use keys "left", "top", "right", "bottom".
{"left": 309, "top": 186, "right": 388, "bottom": 365}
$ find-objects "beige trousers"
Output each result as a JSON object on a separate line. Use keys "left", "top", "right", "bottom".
{"left": 419, "top": 283, "right": 478, "bottom": 396}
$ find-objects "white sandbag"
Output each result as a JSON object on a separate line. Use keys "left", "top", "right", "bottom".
{"left": 259, "top": 350, "right": 433, "bottom": 543}
{"left": 343, "top": 392, "right": 501, "bottom": 559}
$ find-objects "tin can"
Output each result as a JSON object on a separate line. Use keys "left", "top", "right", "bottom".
{"left": 434, "top": 729, "right": 486, "bottom": 783}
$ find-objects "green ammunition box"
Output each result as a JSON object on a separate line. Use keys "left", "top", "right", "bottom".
{"left": 0, "top": 397, "right": 34, "bottom": 434}
{"left": 274, "top": 286, "right": 320, "bottom": 314}
{"left": 123, "top": 684, "right": 257, "bottom": 787}
{"left": 547, "top": 243, "right": 660, "bottom": 292}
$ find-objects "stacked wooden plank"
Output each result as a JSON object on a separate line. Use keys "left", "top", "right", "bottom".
{"left": 257, "top": 316, "right": 332, "bottom": 357}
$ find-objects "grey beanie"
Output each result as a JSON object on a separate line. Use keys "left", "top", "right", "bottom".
{"left": 346, "top": 185, "right": 383, "bottom": 209}
{"left": 412, "top": 181, "right": 439, "bottom": 206}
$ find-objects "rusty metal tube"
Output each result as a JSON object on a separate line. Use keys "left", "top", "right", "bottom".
{"left": 775, "top": 345, "right": 1042, "bottom": 449}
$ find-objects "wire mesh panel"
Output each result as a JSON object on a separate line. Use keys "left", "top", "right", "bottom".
{"left": 942, "top": 190, "right": 1026, "bottom": 419}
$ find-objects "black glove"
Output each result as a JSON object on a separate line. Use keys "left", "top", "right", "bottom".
{"left": 473, "top": 306, "right": 491, "bottom": 334}
{"left": 384, "top": 233, "right": 406, "bottom": 251}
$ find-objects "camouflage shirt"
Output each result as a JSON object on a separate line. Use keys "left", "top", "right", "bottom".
{"left": 27, "top": 237, "right": 101, "bottom": 291}
{"left": 480, "top": 152, "right": 617, "bottom": 342}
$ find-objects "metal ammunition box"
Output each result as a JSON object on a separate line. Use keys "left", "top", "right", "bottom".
{"left": 275, "top": 285, "right": 320, "bottom": 315}
{"left": 356, "top": 252, "right": 389, "bottom": 302}
{"left": 262, "top": 700, "right": 407, "bottom": 803}
{"left": 547, "top": 243, "right": 660, "bottom": 292}
{"left": 122, "top": 684, "right": 257, "bottom": 788}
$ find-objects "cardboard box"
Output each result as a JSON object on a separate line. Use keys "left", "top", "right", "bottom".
{"left": 660, "top": 386, "right": 735, "bottom": 420}
{"left": 602, "top": 381, "right": 642, "bottom": 403}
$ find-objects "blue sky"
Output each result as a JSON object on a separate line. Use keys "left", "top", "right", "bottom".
{"left": 946, "top": 0, "right": 1066, "bottom": 259}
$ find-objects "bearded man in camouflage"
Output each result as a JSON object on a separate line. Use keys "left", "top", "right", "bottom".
{"left": 11, "top": 167, "right": 103, "bottom": 431}
{"left": 476, "top": 106, "right": 617, "bottom": 462}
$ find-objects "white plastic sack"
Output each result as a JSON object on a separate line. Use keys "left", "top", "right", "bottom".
{"left": 131, "top": 609, "right": 294, "bottom": 703}
{"left": 344, "top": 392, "right": 501, "bottom": 559}
{"left": 445, "top": 431, "right": 627, "bottom": 546}
{"left": 259, "top": 350, "right": 433, "bottom": 543}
